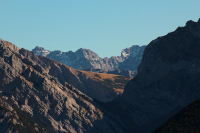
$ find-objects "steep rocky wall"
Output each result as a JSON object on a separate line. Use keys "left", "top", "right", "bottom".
{"left": 120, "top": 19, "right": 200, "bottom": 132}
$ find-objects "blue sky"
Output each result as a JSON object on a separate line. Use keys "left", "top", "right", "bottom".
{"left": 1, "top": 1, "right": 200, "bottom": 58}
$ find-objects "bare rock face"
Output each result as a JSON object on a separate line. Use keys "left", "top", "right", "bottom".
{"left": 0, "top": 38, "right": 20, "bottom": 52}
{"left": 0, "top": 98, "right": 49, "bottom": 133}
{"left": 120, "top": 19, "right": 200, "bottom": 132}
{"left": 0, "top": 39, "right": 132, "bottom": 133}
{"left": 32, "top": 45, "right": 146, "bottom": 72}
{"left": 119, "top": 45, "right": 146, "bottom": 72}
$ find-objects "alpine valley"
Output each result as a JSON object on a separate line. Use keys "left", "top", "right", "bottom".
{"left": 1, "top": 18, "right": 200, "bottom": 133}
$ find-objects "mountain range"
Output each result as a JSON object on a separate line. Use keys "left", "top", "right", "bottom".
{"left": 1, "top": 18, "right": 200, "bottom": 133}
{"left": 32, "top": 45, "right": 146, "bottom": 74}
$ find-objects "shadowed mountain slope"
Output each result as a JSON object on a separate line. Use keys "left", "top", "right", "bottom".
{"left": 153, "top": 99, "right": 200, "bottom": 133}
{"left": 117, "top": 18, "right": 200, "bottom": 132}
{"left": 58, "top": 18, "right": 200, "bottom": 133}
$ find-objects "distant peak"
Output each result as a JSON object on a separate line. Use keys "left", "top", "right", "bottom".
{"left": 77, "top": 48, "right": 89, "bottom": 51}
{"left": 76, "top": 48, "right": 94, "bottom": 54}
{"left": 32, "top": 46, "right": 45, "bottom": 51}
{"left": 32, "top": 46, "right": 50, "bottom": 56}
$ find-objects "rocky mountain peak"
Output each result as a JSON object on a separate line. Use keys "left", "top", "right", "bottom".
{"left": 33, "top": 46, "right": 45, "bottom": 51}
{"left": 32, "top": 46, "right": 50, "bottom": 57}
{"left": 121, "top": 47, "right": 130, "bottom": 58}
{"left": 185, "top": 19, "right": 200, "bottom": 38}
{"left": 121, "top": 45, "right": 145, "bottom": 58}
{"left": 186, "top": 20, "right": 197, "bottom": 27}
{"left": 0, "top": 38, "right": 20, "bottom": 52}
{"left": 75, "top": 48, "right": 100, "bottom": 60}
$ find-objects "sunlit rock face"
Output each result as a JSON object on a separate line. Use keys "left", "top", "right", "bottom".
{"left": 0, "top": 39, "right": 128, "bottom": 133}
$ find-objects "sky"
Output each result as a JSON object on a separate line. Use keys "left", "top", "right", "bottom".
{"left": 1, "top": 1, "right": 200, "bottom": 58}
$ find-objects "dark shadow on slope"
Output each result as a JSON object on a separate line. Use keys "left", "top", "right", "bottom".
{"left": 152, "top": 99, "right": 200, "bottom": 133}
{"left": 93, "top": 99, "right": 140, "bottom": 133}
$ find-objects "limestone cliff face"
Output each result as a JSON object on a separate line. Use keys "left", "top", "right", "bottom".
{"left": 120, "top": 19, "right": 200, "bottom": 132}
{"left": 0, "top": 39, "right": 128, "bottom": 133}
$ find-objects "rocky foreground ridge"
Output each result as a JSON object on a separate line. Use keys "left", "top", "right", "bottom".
{"left": 0, "top": 38, "right": 132, "bottom": 133}
{"left": 32, "top": 44, "right": 146, "bottom": 73}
